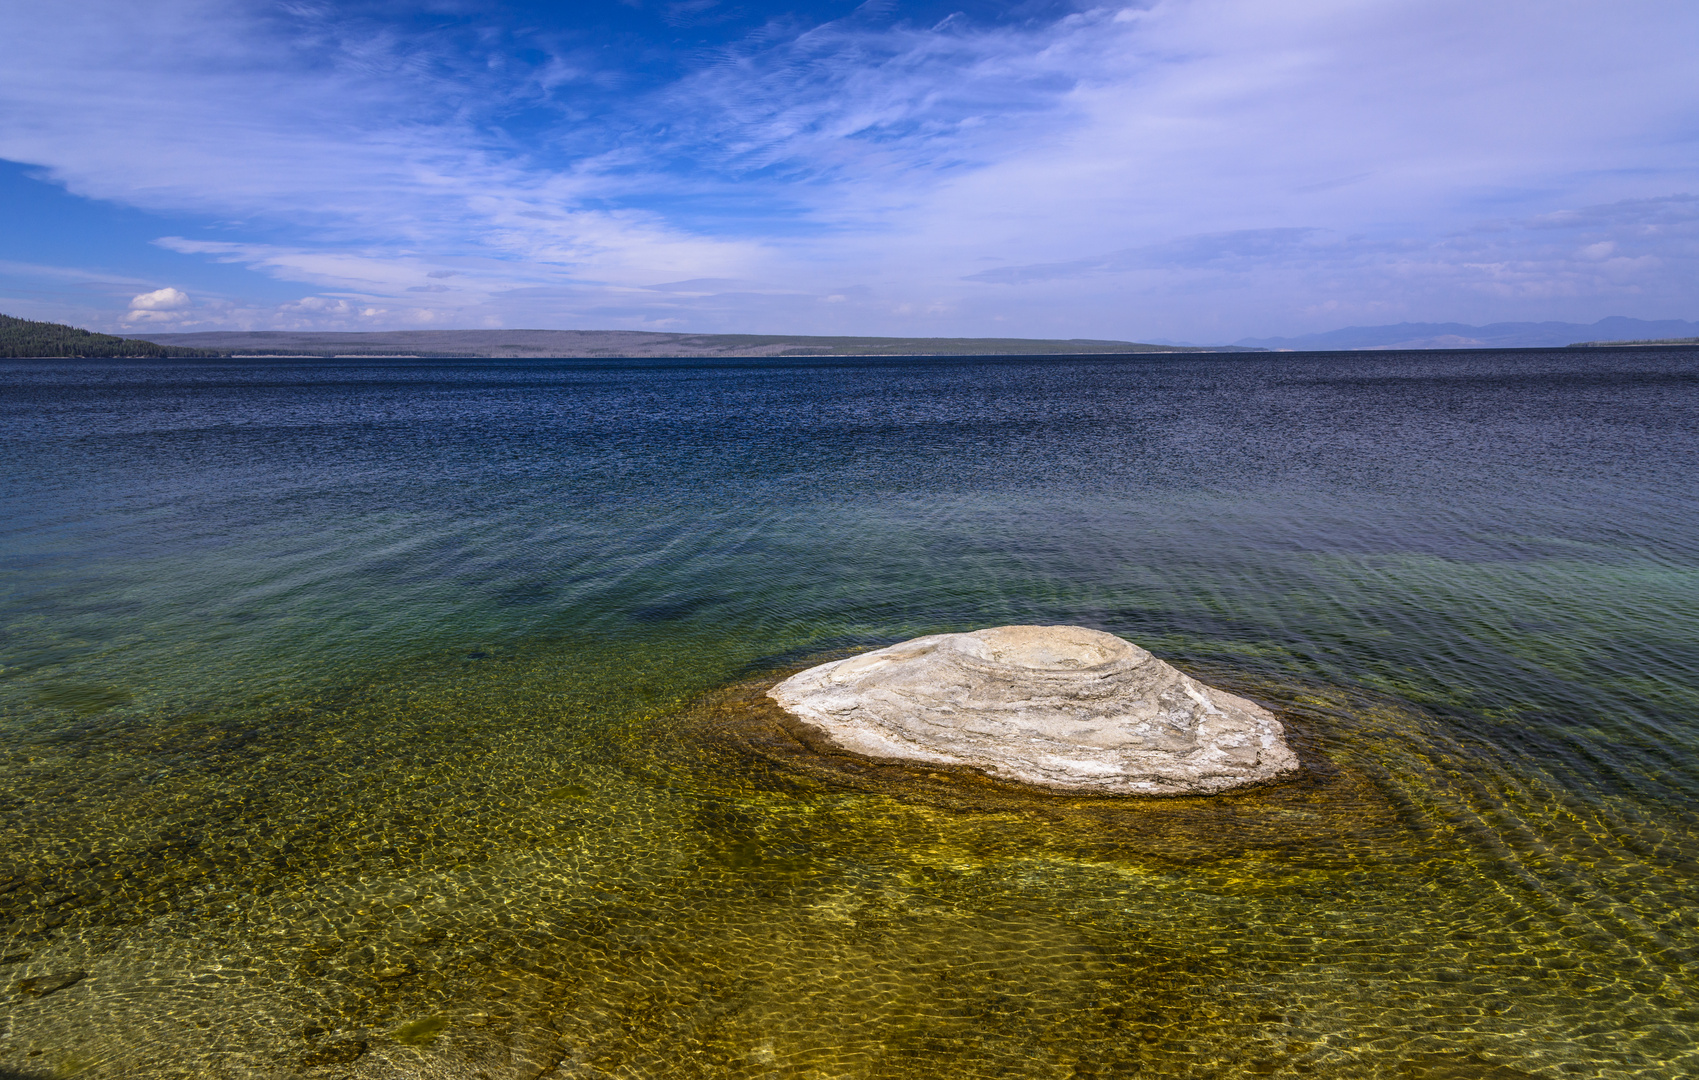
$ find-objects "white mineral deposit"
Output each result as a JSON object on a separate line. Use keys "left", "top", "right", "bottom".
{"left": 768, "top": 625, "right": 1298, "bottom": 795}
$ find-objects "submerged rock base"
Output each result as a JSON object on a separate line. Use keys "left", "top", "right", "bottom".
{"left": 768, "top": 625, "right": 1298, "bottom": 796}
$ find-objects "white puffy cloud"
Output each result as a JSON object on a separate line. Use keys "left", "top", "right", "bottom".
{"left": 128, "top": 286, "right": 190, "bottom": 310}
{"left": 121, "top": 286, "right": 196, "bottom": 324}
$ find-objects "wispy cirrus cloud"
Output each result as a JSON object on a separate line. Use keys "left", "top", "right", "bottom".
{"left": 0, "top": 0, "right": 1695, "bottom": 338}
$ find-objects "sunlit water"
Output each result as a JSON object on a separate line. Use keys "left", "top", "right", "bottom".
{"left": 1, "top": 351, "right": 1696, "bottom": 1079}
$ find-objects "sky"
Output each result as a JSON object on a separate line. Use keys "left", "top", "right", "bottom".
{"left": 1, "top": 0, "right": 1695, "bottom": 343}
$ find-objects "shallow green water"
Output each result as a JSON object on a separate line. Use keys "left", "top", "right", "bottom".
{"left": 1, "top": 352, "right": 1696, "bottom": 1078}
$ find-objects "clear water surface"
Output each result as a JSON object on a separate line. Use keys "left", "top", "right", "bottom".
{"left": 1, "top": 350, "right": 1696, "bottom": 1078}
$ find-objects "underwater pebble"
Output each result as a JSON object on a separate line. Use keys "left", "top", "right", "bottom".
{"left": 14, "top": 971, "right": 86, "bottom": 998}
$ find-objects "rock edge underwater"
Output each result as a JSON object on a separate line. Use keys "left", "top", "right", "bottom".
{"left": 768, "top": 625, "right": 1299, "bottom": 795}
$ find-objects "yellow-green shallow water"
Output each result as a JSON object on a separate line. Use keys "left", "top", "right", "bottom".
{"left": 2, "top": 353, "right": 1697, "bottom": 1077}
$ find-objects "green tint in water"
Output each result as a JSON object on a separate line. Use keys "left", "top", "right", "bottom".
{"left": 393, "top": 1016, "right": 449, "bottom": 1046}
{"left": 1, "top": 354, "right": 1697, "bottom": 1077}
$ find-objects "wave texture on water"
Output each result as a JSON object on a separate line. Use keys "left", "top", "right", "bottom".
{"left": 0, "top": 350, "right": 1696, "bottom": 1078}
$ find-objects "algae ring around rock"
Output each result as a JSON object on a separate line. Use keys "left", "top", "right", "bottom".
{"left": 768, "top": 625, "right": 1299, "bottom": 796}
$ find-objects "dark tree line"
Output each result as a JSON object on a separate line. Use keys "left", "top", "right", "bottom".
{"left": 0, "top": 313, "right": 221, "bottom": 358}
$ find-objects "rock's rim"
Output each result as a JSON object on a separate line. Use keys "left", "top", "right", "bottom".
{"left": 767, "top": 625, "right": 1300, "bottom": 796}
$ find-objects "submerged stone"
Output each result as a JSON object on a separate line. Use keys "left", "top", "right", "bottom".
{"left": 393, "top": 1015, "right": 449, "bottom": 1045}
{"left": 15, "top": 970, "right": 87, "bottom": 998}
{"left": 768, "top": 625, "right": 1298, "bottom": 795}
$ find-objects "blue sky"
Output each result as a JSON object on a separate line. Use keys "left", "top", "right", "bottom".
{"left": 2, "top": 0, "right": 1695, "bottom": 341}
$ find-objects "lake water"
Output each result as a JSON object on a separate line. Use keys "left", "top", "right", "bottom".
{"left": 1, "top": 350, "right": 1696, "bottom": 1079}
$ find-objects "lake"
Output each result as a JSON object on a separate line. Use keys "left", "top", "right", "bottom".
{"left": 2, "top": 349, "right": 1696, "bottom": 1078}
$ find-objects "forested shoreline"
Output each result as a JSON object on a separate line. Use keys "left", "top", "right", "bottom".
{"left": 0, "top": 314, "right": 219, "bottom": 358}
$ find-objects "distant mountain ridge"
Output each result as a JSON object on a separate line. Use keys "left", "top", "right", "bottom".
{"left": 9, "top": 314, "right": 1696, "bottom": 359}
{"left": 1232, "top": 316, "right": 1699, "bottom": 351}
{"left": 122, "top": 329, "right": 1235, "bottom": 358}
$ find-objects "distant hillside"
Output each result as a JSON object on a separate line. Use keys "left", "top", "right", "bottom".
{"left": 1233, "top": 316, "right": 1699, "bottom": 351}
{"left": 0, "top": 314, "right": 219, "bottom": 358}
{"left": 125, "top": 329, "right": 1238, "bottom": 358}
{"left": 1570, "top": 336, "right": 1699, "bottom": 347}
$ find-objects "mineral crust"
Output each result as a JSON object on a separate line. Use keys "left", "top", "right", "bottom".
{"left": 768, "top": 625, "right": 1297, "bottom": 795}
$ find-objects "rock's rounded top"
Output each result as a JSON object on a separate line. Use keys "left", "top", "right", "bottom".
{"left": 951, "top": 624, "right": 1144, "bottom": 672}
{"left": 768, "top": 625, "right": 1298, "bottom": 796}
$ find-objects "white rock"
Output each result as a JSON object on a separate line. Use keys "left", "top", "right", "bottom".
{"left": 768, "top": 625, "right": 1298, "bottom": 795}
